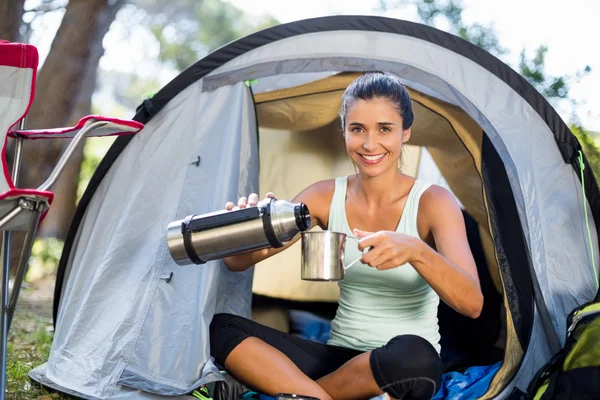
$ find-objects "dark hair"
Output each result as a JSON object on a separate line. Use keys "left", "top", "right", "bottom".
{"left": 340, "top": 72, "right": 414, "bottom": 130}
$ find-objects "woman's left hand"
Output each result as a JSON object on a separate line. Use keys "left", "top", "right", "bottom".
{"left": 353, "top": 229, "right": 424, "bottom": 270}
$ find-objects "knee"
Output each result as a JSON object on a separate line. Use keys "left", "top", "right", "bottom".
{"left": 209, "top": 313, "right": 247, "bottom": 366}
{"left": 370, "top": 335, "right": 442, "bottom": 400}
{"left": 210, "top": 313, "right": 240, "bottom": 335}
{"left": 389, "top": 335, "right": 441, "bottom": 379}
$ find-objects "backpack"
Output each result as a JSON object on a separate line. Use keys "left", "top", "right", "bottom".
{"left": 527, "top": 300, "right": 600, "bottom": 399}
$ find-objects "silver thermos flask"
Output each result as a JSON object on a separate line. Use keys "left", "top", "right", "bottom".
{"left": 166, "top": 198, "right": 311, "bottom": 265}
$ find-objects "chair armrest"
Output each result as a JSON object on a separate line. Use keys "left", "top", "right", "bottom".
{"left": 8, "top": 115, "right": 143, "bottom": 139}
{"left": 33, "top": 117, "right": 143, "bottom": 192}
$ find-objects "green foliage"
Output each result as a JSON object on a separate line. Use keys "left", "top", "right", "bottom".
{"left": 416, "top": 0, "right": 506, "bottom": 55}
{"left": 378, "top": 0, "right": 506, "bottom": 55}
{"left": 136, "top": 0, "right": 279, "bottom": 72}
{"left": 518, "top": 46, "right": 580, "bottom": 100}
{"left": 26, "top": 237, "right": 64, "bottom": 282}
{"left": 571, "top": 125, "right": 600, "bottom": 182}
{"left": 77, "top": 137, "right": 116, "bottom": 205}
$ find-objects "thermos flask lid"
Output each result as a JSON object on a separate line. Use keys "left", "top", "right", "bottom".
{"left": 294, "top": 203, "right": 311, "bottom": 231}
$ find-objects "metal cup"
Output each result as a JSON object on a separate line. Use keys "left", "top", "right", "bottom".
{"left": 300, "top": 231, "right": 362, "bottom": 281}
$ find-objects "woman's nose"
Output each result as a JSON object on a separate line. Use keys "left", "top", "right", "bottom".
{"left": 362, "top": 133, "right": 376, "bottom": 151}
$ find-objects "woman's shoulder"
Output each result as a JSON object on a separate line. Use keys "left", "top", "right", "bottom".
{"left": 418, "top": 184, "right": 461, "bottom": 222}
{"left": 295, "top": 178, "right": 336, "bottom": 206}
{"left": 293, "top": 177, "right": 345, "bottom": 229}
{"left": 420, "top": 183, "right": 455, "bottom": 204}
{"left": 414, "top": 183, "right": 461, "bottom": 241}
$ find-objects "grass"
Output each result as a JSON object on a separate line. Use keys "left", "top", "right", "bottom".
{"left": 5, "top": 288, "right": 68, "bottom": 400}
{"left": 7, "top": 308, "right": 59, "bottom": 399}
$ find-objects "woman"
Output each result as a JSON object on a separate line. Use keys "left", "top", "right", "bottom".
{"left": 209, "top": 72, "right": 483, "bottom": 400}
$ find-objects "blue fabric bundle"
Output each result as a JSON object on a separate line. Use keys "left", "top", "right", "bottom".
{"left": 288, "top": 310, "right": 331, "bottom": 343}
{"left": 432, "top": 362, "right": 502, "bottom": 400}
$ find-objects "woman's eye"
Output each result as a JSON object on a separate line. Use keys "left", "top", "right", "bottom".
{"left": 380, "top": 126, "right": 391, "bottom": 133}
{"left": 351, "top": 127, "right": 363, "bottom": 133}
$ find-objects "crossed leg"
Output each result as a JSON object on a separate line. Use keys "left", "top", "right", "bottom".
{"left": 210, "top": 314, "right": 441, "bottom": 400}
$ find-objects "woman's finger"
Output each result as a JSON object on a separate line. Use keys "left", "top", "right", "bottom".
{"left": 360, "top": 245, "right": 383, "bottom": 265}
{"left": 265, "top": 192, "right": 275, "bottom": 199}
{"left": 248, "top": 193, "right": 259, "bottom": 206}
{"left": 369, "top": 252, "right": 394, "bottom": 269}
{"left": 357, "top": 234, "right": 380, "bottom": 251}
{"left": 376, "top": 259, "right": 400, "bottom": 270}
{"left": 225, "top": 201, "right": 235, "bottom": 210}
{"left": 238, "top": 196, "right": 248, "bottom": 208}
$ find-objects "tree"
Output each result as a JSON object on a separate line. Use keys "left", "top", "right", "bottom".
{"left": 16, "top": 0, "right": 127, "bottom": 241}
{"left": 0, "top": 0, "right": 26, "bottom": 42}
{"left": 35, "top": 0, "right": 127, "bottom": 239}
{"left": 378, "top": 0, "right": 506, "bottom": 56}
{"left": 0, "top": 0, "right": 126, "bottom": 273}
{"left": 134, "top": 0, "right": 278, "bottom": 73}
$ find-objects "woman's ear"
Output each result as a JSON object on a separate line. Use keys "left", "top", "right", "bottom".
{"left": 402, "top": 128, "right": 411, "bottom": 143}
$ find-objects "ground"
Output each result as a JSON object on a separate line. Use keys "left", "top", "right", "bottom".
{"left": 6, "top": 275, "right": 68, "bottom": 400}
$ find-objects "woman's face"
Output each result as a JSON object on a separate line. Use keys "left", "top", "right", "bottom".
{"left": 344, "top": 97, "right": 411, "bottom": 177}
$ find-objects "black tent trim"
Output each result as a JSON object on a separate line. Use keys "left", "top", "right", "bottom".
{"left": 53, "top": 15, "right": 600, "bottom": 334}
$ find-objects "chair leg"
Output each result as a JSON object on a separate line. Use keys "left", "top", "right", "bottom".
{"left": 0, "top": 201, "right": 43, "bottom": 400}
{"left": 0, "top": 231, "right": 10, "bottom": 400}
{"left": 7, "top": 208, "right": 42, "bottom": 331}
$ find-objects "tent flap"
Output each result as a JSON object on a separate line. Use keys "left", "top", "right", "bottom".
{"left": 46, "top": 81, "right": 258, "bottom": 398}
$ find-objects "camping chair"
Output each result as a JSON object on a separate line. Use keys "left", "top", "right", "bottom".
{"left": 0, "top": 41, "right": 143, "bottom": 399}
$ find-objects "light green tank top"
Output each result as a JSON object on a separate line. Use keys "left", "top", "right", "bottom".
{"left": 327, "top": 176, "right": 441, "bottom": 353}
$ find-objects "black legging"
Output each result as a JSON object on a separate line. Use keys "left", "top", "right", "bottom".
{"left": 210, "top": 313, "right": 442, "bottom": 400}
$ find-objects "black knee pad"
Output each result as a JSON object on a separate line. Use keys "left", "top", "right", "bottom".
{"left": 370, "top": 335, "right": 442, "bottom": 400}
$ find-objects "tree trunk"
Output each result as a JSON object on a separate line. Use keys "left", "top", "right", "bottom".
{"left": 35, "top": 0, "right": 126, "bottom": 239}
{"left": 0, "top": 0, "right": 25, "bottom": 41}
{"left": 6, "top": 0, "right": 125, "bottom": 275}
{"left": 19, "top": 0, "right": 125, "bottom": 239}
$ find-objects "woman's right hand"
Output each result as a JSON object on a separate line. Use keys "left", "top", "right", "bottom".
{"left": 222, "top": 192, "right": 276, "bottom": 270}
{"left": 225, "top": 192, "right": 275, "bottom": 211}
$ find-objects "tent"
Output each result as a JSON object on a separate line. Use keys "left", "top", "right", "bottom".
{"left": 29, "top": 15, "right": 600, "bottom": 400}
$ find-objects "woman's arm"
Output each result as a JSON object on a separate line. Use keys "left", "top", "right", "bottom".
{"left": 223, "top": 180, "right": 334, "bottom": 272}
{"left": 355, "top": 185, "right": 483, "bottom": 318}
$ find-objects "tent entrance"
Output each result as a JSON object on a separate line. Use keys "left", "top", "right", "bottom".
{"left": 249, "top": 72, "right": 529, "bottom": 398}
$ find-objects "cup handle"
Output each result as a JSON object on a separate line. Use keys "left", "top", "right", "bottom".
{"left": 344, "top": 246, "right": 371, "bottom": 270}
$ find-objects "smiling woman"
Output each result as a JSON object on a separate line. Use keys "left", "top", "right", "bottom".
{"left": 341, "top": 73, "right": 415, "bottom": 177}
{"left": 342, "top": 74, "right": 413, "bottom": 175}
{"left": 210, "top": 72, "right": 483, "bottom": 400}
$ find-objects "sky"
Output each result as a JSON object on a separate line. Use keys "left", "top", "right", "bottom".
{"left": 223, "top": 0, "right": 600, "bottom": 131}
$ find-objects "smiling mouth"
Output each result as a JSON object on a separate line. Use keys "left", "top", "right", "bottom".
{"left": 358, "top": 153, "right": 387, "bottom": 164}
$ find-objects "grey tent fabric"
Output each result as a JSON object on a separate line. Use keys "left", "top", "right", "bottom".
{"left": 31, "top": 17, "right": 599, "bottom": 400}
{"left": 29, "top": 364, "right": 197, "bottom": 400}
{"left": 42, "top": 82, "right": 258, "bottom": 398}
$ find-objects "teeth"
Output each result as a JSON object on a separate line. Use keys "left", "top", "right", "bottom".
{"left": 362, "top": 154, "right": 385, "bottom": 161}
